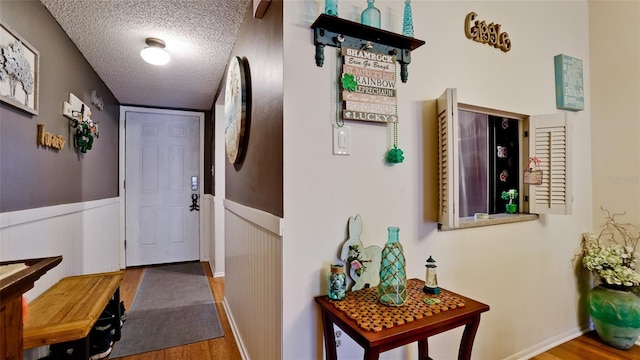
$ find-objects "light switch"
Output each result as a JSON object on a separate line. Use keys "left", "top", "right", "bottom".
{"left": 333, "top": 125, "right": 351, "bottom": 155}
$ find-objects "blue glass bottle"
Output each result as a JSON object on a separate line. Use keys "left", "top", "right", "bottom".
{"left": 378, "top": 227, "right": 407, "bottom": 306}
{"left": 361, "top": 0, "right": 381, "bottom": 28}
{"left": 402, "top": 0, "right": 414, "bottom": 37}
{"left": 325, "top": 0, "right": 338, "bottom": 17}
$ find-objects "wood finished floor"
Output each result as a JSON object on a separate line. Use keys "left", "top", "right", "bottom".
{"left": 110, "top": 263, "right": 242, "bottom": 360}
{"left": 110, "top": 264, "right": 640, "bottom": 360}
{"left": 530, "top": 331, "right": 640, "bottom": 360}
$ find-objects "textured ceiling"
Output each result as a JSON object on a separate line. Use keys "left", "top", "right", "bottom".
{"left": 41, "top": 0, "right": 249, "bottom": 110}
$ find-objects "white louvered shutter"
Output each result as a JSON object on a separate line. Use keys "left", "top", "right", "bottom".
{"left": 528, "top": 113, "right": 572, "bottom": 215}
{"left": 436, "top": 88, "right": 459, "bottom": 228}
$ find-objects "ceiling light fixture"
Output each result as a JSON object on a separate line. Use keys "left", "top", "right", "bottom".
{"left": 140, "top": 37, "right": 170, "bottom": 65}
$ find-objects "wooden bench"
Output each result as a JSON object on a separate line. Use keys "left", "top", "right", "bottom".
{"left": 23, "top": 271, "right": 124, "bottom": 359}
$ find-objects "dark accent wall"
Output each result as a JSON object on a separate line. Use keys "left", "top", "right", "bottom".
{"left": 0, "top": 1, "right": 120, "bottom": 212}
{"left": 221, "top": 0, "right": 283, "bottom": 217}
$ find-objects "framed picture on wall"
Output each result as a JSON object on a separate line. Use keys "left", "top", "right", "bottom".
{"left": 253, "top": 0, "right": 271, "bottom": 18}
{"left": 0, "top": 21, "right": 39, "bottom": 115}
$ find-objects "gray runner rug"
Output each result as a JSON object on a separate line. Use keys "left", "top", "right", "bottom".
{"left": 110, "top": 262, "right": 224, "bottom": 358}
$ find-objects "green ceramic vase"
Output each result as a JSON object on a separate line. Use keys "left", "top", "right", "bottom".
{"left": 588, "top": 284, "right": 640, "bottom": 349}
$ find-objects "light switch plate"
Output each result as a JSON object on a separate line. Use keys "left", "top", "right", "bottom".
{"left": 333, "top": 125, "right": 351, "bottom": 155}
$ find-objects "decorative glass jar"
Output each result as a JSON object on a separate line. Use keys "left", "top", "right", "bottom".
{"left": 328, "top": 264, "right": 346, "bottom": 300}
{"left": 378, "top": 227, "right": 407, "bottom": 306}
{"left": 361, "top": 0, "right": 381, "bottom": 28}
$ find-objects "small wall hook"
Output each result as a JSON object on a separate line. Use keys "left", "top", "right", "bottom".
{"left": 360, "top": 41, "right": 373, "bottom": 50}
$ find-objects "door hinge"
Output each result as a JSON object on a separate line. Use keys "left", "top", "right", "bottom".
{"left": 524, "top": 131, "right": 529, "bottom": 138}
{"left": 123, "top": 180, "right": 126, "bottom": 190}
{"left": 124, "top": 240, "right": 126, "bottom": 250}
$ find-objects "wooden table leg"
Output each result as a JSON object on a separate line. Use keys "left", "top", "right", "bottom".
{"left": 418, "top": 338, "right": 429, "bottom": 360}
{"left": 363, "top": 347, "right": 380, "bottom": 360}
{"left": 458, "top": 314, "right": 481, "bottom": 360}
{"left": 321, "top": 310, "right": 338, "bottom": 360}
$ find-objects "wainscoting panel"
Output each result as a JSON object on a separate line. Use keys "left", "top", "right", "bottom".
{"left": 1, "top": 198, "right": 121, "bottom": 360}
{"left": 224, "top": 200, "right": 283, "bottom": 360}
{"left": 0, "top": 198, "right": 121, "bottom": 300}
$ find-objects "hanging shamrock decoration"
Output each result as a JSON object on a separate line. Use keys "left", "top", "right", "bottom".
{"left": 386, "top": 146, "right": 404, "bottom": 163}
{"left": 385, "top": 122, "right": 404, "bottom": 164}
{"left": 341, "top": 73, "right": 357, "bottom": 92}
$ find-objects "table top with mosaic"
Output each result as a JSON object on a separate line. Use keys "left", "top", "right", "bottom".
{"left": 328, "top": 278, "right": 469, "bottom": 332}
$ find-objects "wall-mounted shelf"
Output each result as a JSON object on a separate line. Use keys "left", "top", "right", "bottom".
{"left": 310, "top": 14, "right": 425, "bottom": 83}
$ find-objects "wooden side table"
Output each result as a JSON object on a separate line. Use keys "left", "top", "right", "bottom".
{"left": 315, "top": 279, "right": 489, "bottom": 360}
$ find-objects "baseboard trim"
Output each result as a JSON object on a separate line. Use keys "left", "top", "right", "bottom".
{"left": 223, "top": 297, "right": 250, "bottom": 360}
{"left": 503, "top": 326, "right": 589, "bottom": 360}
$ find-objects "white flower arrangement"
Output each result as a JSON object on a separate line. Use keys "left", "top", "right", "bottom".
{"left": 579, "top": 209, "right": 640, "bottom": 288}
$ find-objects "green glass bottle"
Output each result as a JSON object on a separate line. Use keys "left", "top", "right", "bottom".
{"left": 378, "top": 227, "right": 407, "bottom": 306}
{"left": 402, "top": 0, "right": 414, "bottom": 37}
{"left": 325, "top": 0, "right": 338, "bottom": 17}
{"left": 361, "top": 0, "right": 381, "bottom": 28}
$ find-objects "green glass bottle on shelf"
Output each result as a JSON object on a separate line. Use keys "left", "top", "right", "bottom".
{"left": 378, "top": 227, "right": 407, "bottom": 306}
{"left": 361, "top": 0, "right": 381, "bottom": 28}
{"left": 325, "top": 0, "right": 338, "bottom": 17}
{"left": 402, "top": 0, "right": 414, "bottom": 37}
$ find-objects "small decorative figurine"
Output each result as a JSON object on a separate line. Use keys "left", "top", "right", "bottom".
{"left": 340, "top": 214, "right": 382, "bottom": 291}
{"left": 423, "top": 256, "right": 440, "bottom": 294}
{"left": 501, "top": 189, "right": 518, "bottom": 214}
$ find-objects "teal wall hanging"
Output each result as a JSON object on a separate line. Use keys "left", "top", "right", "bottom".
{"left": 554, "top": 54, "right": 584, "bottom": 111}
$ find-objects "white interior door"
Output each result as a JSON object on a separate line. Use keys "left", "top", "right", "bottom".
{"left": 125, "top": 110, "right": 201, "bottom": 266}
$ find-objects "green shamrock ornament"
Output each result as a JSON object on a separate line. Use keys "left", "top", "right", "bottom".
{"left": 386, "top": 146, "right": 405, "bottom": 164}
{"left": 341, "top": 73, "right": 357, "bottom": 92}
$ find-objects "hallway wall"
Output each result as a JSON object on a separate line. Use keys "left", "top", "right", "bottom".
{"left": 223, "top": 0, "right": 284, "bottom": 218}
{"left": 0, "top": 1, "right": 120, "bottom": 213}
{"left": 589, "top": 1, "right": 640, "bottom": 227}
{"left": 283, "top": 1, "right": 592, "bottom": 359}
